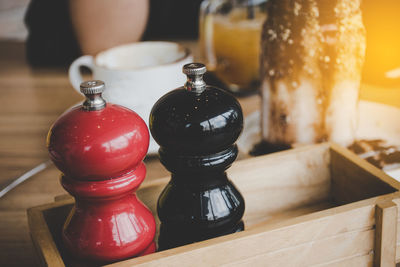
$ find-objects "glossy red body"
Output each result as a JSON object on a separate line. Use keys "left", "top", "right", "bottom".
{"left": 47, "top": 103, "right": 155, "bottom": 263}
{"left": 47, "top": 104, "right": 149, "bottom": 181}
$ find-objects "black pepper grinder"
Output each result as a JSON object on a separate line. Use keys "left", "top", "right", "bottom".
{"left": 149, "top": 63, "right": 245, "bottom": 250}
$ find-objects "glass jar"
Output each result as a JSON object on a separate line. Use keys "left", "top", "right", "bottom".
{"left": 260, "top": 0, "right": 366, "bottom": 148}
{"left": 200, "top": 0, "right": 267, "bottom": 95}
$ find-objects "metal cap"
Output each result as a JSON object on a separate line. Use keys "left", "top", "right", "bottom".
{"left": 183, "top": 63, "right": 207, "bottom": 76}
{"left": 80, "top": 80, "right": 105, "bottom": 95}
{"left": 80, "top": 80, "right": 106, "bottom": 111}
{"left": 183, "top": 63, "right": 207, "bottom": 93}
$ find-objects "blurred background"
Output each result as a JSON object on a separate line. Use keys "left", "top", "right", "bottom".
{"left": 0, "top": 0, "right": 28, "bottom": 40}
{"left": 1, "top": 0, "right": 400, "bottom": 88}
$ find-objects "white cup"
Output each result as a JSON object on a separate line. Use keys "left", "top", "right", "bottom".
{"left": 69, "top": 41, "right": 193, "bottom": 154}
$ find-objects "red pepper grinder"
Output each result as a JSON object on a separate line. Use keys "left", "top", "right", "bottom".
{"left": 47, "top": 80, "right": 156, "bottom": 263}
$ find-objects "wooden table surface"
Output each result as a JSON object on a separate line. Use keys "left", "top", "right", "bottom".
{"left": 0, "top": 41, "right": 260, "bottom": 266}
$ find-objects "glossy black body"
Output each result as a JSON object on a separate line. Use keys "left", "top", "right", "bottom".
{"left": 150, "top": 85, "right": 245, "bottom": 250}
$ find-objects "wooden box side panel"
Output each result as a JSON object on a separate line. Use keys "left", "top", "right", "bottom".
{"left": 110, "top": 204, "right": 376, "bottom": 267}
{"left": 29, "top": 143, "right": 400, "bottom": 266}
{"left": 330, "top": 144, "right": 399, "bottom": 205}
{"left": 138, "top": 144, "right": 332, "bottom": 228}
{"left": 389, "top": 198, "right": 400, "bottom": 263}
{"left": 225, "top": 254, "right": 374, "bottom": 267}
{"left": 218, "top": 230, "right": 374, "bottom": 267}
{"left": 228, "top": 143, "right": 331, "bottom": 226}
{"left": 374, "top": 201, "right": 398, "bottom": 266}
{"left": 27, "top": 201, "right": 70, "bottom": 267}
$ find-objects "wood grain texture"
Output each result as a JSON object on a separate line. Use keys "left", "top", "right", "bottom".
{"left": 390, "top": 198, "right": 400, "bottom": 263}
{"left": 316, "top": 254, "right": 373, "bottom": 267}
{"left": 107, "top": 199, "right": 379, "bottom": 266}
{"left": 229, "top": 143, "right": 331, "bottom": 226}
{"left": 330, "top": 143, "right": 400, "bottom": 205}
{"left": 374, "top": 200, "right": 397, "bottom": 267}
{"left": 221, "top": 230, "right": 375, "bottom": 267}
{"left": 27, "top": 202, "right": 67, "bottom": 267}
{"left": 28, "top": 144, "right": 400, "bottom": 266}
{"left": 31, "top": 196, "right": 382, "bottom": 267}
{"left": 137, "top": 143, "right": 332, "bottom": 229}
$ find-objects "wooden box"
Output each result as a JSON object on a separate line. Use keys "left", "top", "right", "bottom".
{"left": 28, "top": 143, "right": 400, "bottom": 266}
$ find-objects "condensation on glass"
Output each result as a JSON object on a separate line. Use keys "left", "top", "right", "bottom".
{"left": 260, "top": 0, "right": 366, "bottom": 147}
